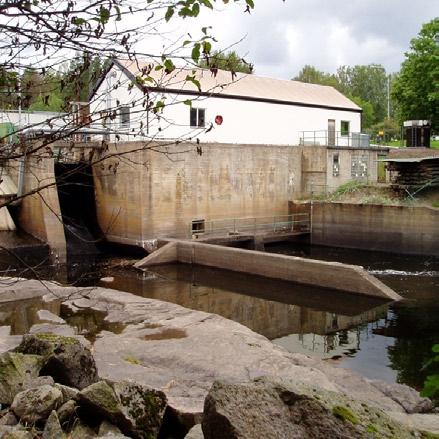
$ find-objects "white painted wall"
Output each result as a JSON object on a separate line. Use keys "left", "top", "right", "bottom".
{"left": 0, "top": 110, "right": 67, "bottom": 128}
{"left": 90, "top": 64, "right": 361, "bottom": 146}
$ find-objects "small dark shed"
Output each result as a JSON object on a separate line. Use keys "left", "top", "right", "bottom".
{"left": 404, "top": 120, "right": 431, "bottom": 148}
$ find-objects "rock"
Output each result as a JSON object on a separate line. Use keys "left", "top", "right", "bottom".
{"left": 0, "top": 411, "right": 18, "bottom": 426}
{"left": 37, "top": 310, "right": 66, "bottom": 325}
{"left": 0, "top": 426, "right": 32, "bottom": 439}
{"left": 57, "top": 400, "right": 78, "bottom": 429}
{"left": 100, "top": 277, "right": 114, "bottom": 283}
{"left": 70, "top": 422, "right": 97, "bottom": 439}
{"left": 369, "top": 380, "right": 434, "bottom": 414}
{"left": 98, "top": 420, "right": 125, "bottom": 437}
{"left": 185, "top": 424, "right": 204, "bottom": 439}
{"left": 388, "top": 411, "right": 439, "bottom": 434}
{"left": 77, "top": 380, "right": 167, "bottom": 439}
{"left": 201, "top": 377, "right": 418, "bottom": 439}
{"left": 30, "top": 324, "right": 75, "bottom": 337}
{"left": 54, "top": 383, "right": 79, "bottom": 403}
{"left": 16, "top": 333, "right": 98, "bottom": 389}
{"left": 26, "top": 375, "right": 55, "bottom": 389}
{"left": 0, "top": 352, "right": 44, "bottom": 404}
{"left": 113, "top": 381, "right": 167, "bottom": 439}
{"left": 42, "top": 410, "right": 65, "bottom": 439}
{"left": 11, "top": 385, "right": 63, "bottom": 423}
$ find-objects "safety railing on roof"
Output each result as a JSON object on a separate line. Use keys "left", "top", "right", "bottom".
{"left": 300, "top": 130, "right": 370, "bottom": 148}
{"left": 189, "top": 213, "right": 311, "bottom": 238}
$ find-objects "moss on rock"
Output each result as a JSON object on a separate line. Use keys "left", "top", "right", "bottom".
{"left": 332, "top": 405, "right": 359, "bottom": 425}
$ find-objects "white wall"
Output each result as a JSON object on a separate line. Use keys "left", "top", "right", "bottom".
{"left": 90, "top": 64, "right": 361, "bottom": 146}
{"left": 0, "top": 111, "right": 66, "bottom": 128}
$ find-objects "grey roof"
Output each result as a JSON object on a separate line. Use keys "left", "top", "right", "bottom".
{"left": 110, "top": 59, "right": 362, "bottom": 112}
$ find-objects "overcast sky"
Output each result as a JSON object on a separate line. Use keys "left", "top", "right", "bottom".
{"left": 181, "top": 0, "right": 438, "bottom": 80}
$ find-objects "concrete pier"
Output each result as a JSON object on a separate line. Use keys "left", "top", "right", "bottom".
{"left": 135, "top": 240, "right": 401, "bottom": 301}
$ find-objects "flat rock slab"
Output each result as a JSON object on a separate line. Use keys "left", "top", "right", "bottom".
{"left": 0, "top": 280, "right": 438, "bottom": 435}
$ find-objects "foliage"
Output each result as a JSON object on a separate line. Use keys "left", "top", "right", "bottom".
{"left": 421, "top": 344, "right": 439, "bottom": 403}
{"left": 293, "top": 65, "right": 339, "bottom": 89}
{"left": 337, "top": 64, "right": 390, "bottom": 123}
{"left": 332, "top": 405, "right": 359, "bottom": 425}
{"left": 349, "top": 95, "right": 375, "bottom": 130}
{"left": 198, "top": 50, "right": 254, "bottom": 74}
{"left": 432, "top": 201, "right": 439, "bottom": 209}
{"left": 369, "top": 117, "right": 401, "bottom": 143}
{"left": 294, "top": 63, "right": 392, "bottom": 128}
{"left": 392, "top": 18, "right": 439, "bottom": 131}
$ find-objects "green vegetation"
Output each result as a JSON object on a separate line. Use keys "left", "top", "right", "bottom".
{"left": 421, "top": 344, "right": 439, "bottom": 404}
{"left": 198, "top": 50, "right": 253, "bottom": 74}
{"left": 123, "top": 355, "right": 141, "bottom": 365}
{"left": 392, "top": 18, "right": 439, "bottom": 132}
{"left": 366, "top": 424, "right": 378, "bottom": 434}
{"left": 432, "top": 201, "right": 439, "bottom": 209}
{"left": 332, "top": 405, "right": 359, "bottom": 425}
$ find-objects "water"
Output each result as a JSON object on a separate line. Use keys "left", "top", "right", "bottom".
{"left": 0, "top": 242, "right": 438, "bottom": 392}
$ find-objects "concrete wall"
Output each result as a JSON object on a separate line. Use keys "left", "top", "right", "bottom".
{"left": 90, "top": 64, "right": 361, "bottom": 145}
{"left": 306, "top": 202, "right": 439, "bottom": 256}
{"left": 93, "top": 142, "right": 297, "bottom": 245}
{"left": 93, "top": 142, "right": 380, "bottom": 246}
{"left": 137, "top": 240, "right": 401, "bottom": 300}
{"left": 8, "top": 155, "right": 66, "bottom": 263}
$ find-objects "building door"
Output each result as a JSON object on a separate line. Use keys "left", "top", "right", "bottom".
{"left": 328, "top": 119, "right": 336, "bottom": 146}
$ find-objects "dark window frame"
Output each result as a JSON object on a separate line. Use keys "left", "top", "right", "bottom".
{"left": 190, "top": 108, "right": 206, "bottom": 128}
{"left": 341, "top": 120, "right": 350, "bottom": 136}
{"left": 119, "top": 106, "right": 130, "bottom": 128}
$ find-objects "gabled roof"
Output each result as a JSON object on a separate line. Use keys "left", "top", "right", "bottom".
{"left": 91, "top": 59, "right": 362, "bottom": 113}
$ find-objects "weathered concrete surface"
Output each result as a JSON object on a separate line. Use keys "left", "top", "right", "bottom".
{"left": 136, "top": 240, "right": 401, "bottom": 300}
{"left": 8, "top": 155, "right": 67, "bottom": 263}
{"left": 0, "top": 280, "right": 437, "bottom": 434}
{"left": 293, "top": 201, "right": 439, "bottom": 256}
{"left": 93, "top": 142, "right": 380, "bottom": 247}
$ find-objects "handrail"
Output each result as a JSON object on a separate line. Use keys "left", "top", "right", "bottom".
{"left": 189, "top": 213, "right": 311, "bottom": 238}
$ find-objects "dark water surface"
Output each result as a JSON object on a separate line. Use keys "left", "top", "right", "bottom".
{"left": 1, "top": 241, "right": 438, "bottom": 392}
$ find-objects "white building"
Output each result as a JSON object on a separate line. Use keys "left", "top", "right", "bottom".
{"left": 89, "top": 59, "right": 363, "bottom": 146}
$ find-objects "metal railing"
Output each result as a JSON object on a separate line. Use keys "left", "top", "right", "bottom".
{"left": 189, "top": 213, "right": 311, "bottom": 238}
{"left": 300, "top": 130, "right": 370, "bottom": 148}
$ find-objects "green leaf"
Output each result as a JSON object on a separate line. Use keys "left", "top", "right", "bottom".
{"left": 191, "top": 43, "right": 201, "bottom": 63}
{"left": 99, "top": 7, "right": 110, "bottom": 24}
{"left": 72, "top": 17, "right": 86, "bottom": 26}
{"left": 192, "top": 2, "right": 200, "bottom": 16}
{"left": 200, "top": 0, "right": 213, "bottom": 9}
{"left": 165, "top": 6, "right": 174, "bottom": 22}
{"left": 153, "top": 100, "right": 165, "bottom": 113}
{"left": 202, "top": 41, "right": 212, "bottom": 55}
{"left": 245, "top": 0, "right": 255, "bottom": 8}
{"left": 183, "top": 99, "right": 193, "bottom": 107}
{"left": 185, "top": 75, "right": 201, "bottom": 92}
{"left": 432, "top": 344, "right": 439, "bottom": 353}
{"left": 164, "top": 59, "right": 175, "bottom": 73}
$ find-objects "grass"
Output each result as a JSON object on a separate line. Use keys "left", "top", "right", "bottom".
{"left": 431, "top": 201, "right": 439, "bottom": 209}
{"left": 383, "top": 139, "right": 439, "bottom": 149}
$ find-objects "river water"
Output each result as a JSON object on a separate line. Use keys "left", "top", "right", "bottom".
{"left": 0, "top": 241, "right": 438, "bottom": 392}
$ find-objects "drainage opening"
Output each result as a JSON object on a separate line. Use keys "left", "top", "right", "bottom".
{"left": 55, "top": 162, "right": 103, "bottom": 259}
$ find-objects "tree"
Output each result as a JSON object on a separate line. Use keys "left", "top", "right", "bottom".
{"left": 293, "top": 65, "right": 340, "bottom": 90}
{"left": 337, "top": 64, "right": 389, "bottom": 123}
{"left": 199, "top": 50, "right": 254, "bottom": 74}
{"left": 349, "top": 96, "right": 375, "bottom": 130}
{"left": 392, "top": 18, "right": 439, "bottom": 132}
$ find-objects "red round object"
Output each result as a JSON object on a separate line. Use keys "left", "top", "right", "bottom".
{"left": 215, "top": 115, "right": 223, "bottom": 125}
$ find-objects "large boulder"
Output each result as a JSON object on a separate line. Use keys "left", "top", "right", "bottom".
{"left": 201, "top": 377, "right": 418, "bottom": 439}
{"left": 15, "top": 333, "right": 98, "bottom": 389}
{"left": 42, "top": 410, "right": 65, "bottom": 439}
{"left": 11, "top": 385, "right": 63, "bottom": 423}
{"left": 76, "top": 380, "right": 167, "bottom": 439}
{"left": 0, "top": 352, "right": 44, "bottom": 404}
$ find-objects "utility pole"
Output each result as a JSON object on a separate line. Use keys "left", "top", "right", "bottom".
{"left": 387, "top": 74, "right": 390, "bottom": 119}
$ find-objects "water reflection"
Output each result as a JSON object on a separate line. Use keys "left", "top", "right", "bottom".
{"left": 100, "top": 264, "right": 389, "bottom": 341}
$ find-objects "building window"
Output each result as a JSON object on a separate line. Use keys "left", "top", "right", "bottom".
{"left": 190, "top": 108, "right": 205, "bottom": 128}
{"left": 351, "top": 153, "right": 368, "bottom": 178}
{"left": 119, "top": 106, "right": 130, "bottom": 128}
{"left": 191, "top": 219, "right": 205, "bottom": 236}
{"left": 332, "top": 153, "right": 340, "bottom": 177}
{"left": 341, "top": 121, "right": 350, "bottom": 136}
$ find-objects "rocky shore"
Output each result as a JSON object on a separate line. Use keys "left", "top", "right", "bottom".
{"left": 0, "top": 279, "right": 438, "bottom": 438}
